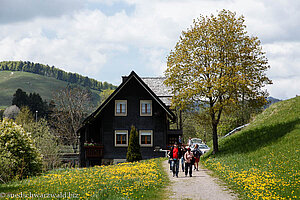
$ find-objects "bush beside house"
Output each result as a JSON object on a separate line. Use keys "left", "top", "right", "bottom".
{"left": 0, "top": 119, "right": 42, "bottom": 182}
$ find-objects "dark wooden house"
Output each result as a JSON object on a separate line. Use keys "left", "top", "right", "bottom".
{"left": 78, "top": 71, "right": 182, "bottom": 167}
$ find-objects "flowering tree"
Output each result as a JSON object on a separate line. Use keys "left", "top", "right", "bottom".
{"left": 0, "top": 119, "right": 42, "bottom": 182}
{"left": 165, "top": 10, "right": 272, "bottom": 153}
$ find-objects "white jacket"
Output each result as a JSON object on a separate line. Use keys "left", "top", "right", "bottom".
{"left": 184, "top": 151, "right": 194, "bottom": 163}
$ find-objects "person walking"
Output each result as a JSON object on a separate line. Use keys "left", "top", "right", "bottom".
{"left": 180, "top": 144, "right": 186, "bottom": 172}
{"left": 178, "top": 135, "right": 183, "bottom": 144}
{"left": 169, "top": 143, "right": 182, "bottom": 178}
{"left": 188, "top": 137, "right": 192, "bottom": 147}
{"left": 192, "top": 144, "right": 202, "bottom": 171}
{"left": 168, "top": 149, "right": 173, "bottom": 171}
{"left": 184, "top": 147, "right": 194, "bottom": 177}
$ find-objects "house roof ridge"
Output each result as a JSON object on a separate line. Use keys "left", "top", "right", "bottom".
{"left": 77, "top": 71, "right": 175, "bottom": 132}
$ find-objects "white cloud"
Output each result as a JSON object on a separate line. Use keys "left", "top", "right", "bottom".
{"left": 0, "top": 0, "right": 299, "bottom": 99}
{"left": 266, "top": 77, "right": 300, "bottom": 100}
{"left": 139, "top": 48, "right": 168, "bottom": 76}
{"left": 264, "top": 42, "right": 300, "bottom": 78}
{"left": 0, "top": 10, "right": 124, "bottom": 76}
{"left": 262, "top": 42, "right": 300, "bottom": 99}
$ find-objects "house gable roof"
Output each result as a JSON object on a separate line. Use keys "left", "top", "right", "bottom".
{"left": 79, "top": 71, "right": 175, "bottom": 130}
{"left": 141, "top": 77, "right": 172, "bottom": 106}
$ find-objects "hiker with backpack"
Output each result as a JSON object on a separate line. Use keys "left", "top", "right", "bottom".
{"left": 192, "top": 144, "right": 202, "bottom": 171}
{"left": 180, "top": 144, "right": 186, "bottom": 172}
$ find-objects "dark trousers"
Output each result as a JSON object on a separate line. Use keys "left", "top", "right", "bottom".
{"left": 185, "top": 162, "right": 193, "bottom": 176}
{"left": 169, "top": 158, "right": 173, "bottom": 170}
{"left": 172, "top": 159, "right": 179, "bottom": 176}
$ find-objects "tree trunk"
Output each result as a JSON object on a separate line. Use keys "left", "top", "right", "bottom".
{"left": 212, "top": 121, "right": 219, "bottom": 154}
{"left": 209, "top": 98, "right": 220, "bottom": 154}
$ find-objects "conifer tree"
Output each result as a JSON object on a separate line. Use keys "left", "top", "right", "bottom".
{"left": 126, "top": 125, "right": 142, "bottom": 162}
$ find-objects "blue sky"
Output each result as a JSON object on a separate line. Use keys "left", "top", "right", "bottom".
{"left": 0, "top": 0, "right": 299, "bottom": 100}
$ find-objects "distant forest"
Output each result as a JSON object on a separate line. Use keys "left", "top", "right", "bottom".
{"left": 0, "top": 61, "right": 116, "bottom": 91}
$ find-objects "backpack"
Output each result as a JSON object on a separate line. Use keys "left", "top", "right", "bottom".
{"left": 193, "top": 148, "right": 201, "bottom": 158}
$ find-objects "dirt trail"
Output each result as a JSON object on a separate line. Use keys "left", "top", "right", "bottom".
{"left": 163, "top": 160, "right": 238, "bottom": 200}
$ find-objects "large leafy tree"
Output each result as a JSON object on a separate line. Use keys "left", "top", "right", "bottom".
{"left": 164, "top": 10, "right": 272, "bottom": 153}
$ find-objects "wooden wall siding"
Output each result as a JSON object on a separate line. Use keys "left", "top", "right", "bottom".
{"left": 81, "top": 76, "right": 169, "bottom": 162}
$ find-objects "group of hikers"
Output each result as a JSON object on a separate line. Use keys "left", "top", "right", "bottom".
{"left": 168, "top": 138, "right": 203, "bottom": 178}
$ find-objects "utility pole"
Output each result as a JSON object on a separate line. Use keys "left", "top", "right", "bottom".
{"left": 35, "top": 110, "right": 38, "bottom": 122}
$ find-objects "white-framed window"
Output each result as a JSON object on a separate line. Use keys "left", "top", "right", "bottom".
{"left": 139, "top": 130, "right": 153, "bottom": 147}
{"left": 115, "top": 100, "right": 127, "bottom": 116}
{"left": 140, "top": 100, "right": 152, "bottom": 116}
{"left": 115, "top": 130, "right": 128, "bottom": 147}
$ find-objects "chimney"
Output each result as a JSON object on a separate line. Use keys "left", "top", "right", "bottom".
{"left": 122, "top": 76, "right": 128, "bottom": 83}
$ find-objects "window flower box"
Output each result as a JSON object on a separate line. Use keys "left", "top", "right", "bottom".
{"left": 84, "top": 145, "right": 103, "bottom": 158}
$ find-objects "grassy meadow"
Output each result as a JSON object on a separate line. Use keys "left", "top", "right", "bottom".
{"left": 202, "top": 96, "right": 300, "bottom": 199}
{"left": 0, "top": 71, "right": 100, "bottom": 108}
{"left": 0, "top": 158, "right": 168, "bottom": 200}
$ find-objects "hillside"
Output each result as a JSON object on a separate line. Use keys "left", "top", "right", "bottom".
{"left": 203, "top": 96, "right": 300, "bottom": 199}
{"left": 0, "top": 71, "right": 100, "bottom": 108}
{"left": 0, "top": 61, "right": 116, "bottom": 91}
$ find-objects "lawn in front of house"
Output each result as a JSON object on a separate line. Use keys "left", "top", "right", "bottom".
{"left": 0, "top": 158, "right": 168, "bottom": 199}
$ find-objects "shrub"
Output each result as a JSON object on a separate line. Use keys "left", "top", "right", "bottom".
{"left": 0, "top": 148, "right": 17, "bottom": 183}
{"left": 0, "top": 119, "right": 42, "bottom": 182}
{"left": 15, "top": 107, "right": 60, "bottom": 170}
{"left": 126, "top": 125, "right": 142, "bottom": 162}
{"left": 28, "top": 119, "right": 60, "bottom": 170}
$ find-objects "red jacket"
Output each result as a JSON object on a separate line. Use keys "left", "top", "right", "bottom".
{"left": 173, "top": 147, "right": 179, "bottom": 159}
{"left": 170, "top": 147, "right": 182, "bottom": 159}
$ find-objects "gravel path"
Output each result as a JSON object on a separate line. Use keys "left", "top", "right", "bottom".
{"left": 163, "top": 160, "right": 238, "bottom": 200}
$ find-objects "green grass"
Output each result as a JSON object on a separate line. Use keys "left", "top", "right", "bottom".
{"left": 0, "top": 71, "right": 100, "bottom": 107}
{"left": 0, "top": 158, "right": 169, "bottom": 200}
{"left": 202, "top": 96, "right": 300, "bottom": 199}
